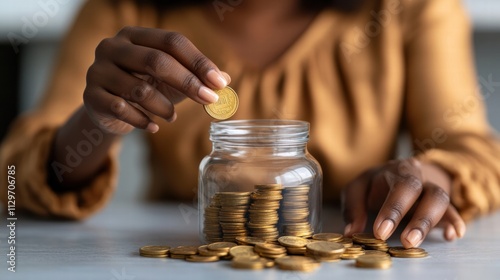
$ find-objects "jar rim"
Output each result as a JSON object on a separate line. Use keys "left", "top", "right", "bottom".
{"left": 210, "top": 119, "right": 310, "bottom": 145}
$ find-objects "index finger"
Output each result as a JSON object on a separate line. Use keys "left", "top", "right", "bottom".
{"left": 120, "top": 27, "right": 227, "bottom": 89}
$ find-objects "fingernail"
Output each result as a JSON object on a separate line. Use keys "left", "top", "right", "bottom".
{"left": 198, "top": 86, "right": 219, "bottom": 103}
{"left": 456, "top": 223, "right": 466, "bottom": 238}
{"left": 445, "top": 225, "right": 456, "bottom": 241}
{"left": 377, "top": 219, "right": 394, "bottom": 240}
{"left": 344, "top": 223, "right": 352, "bottom": 236}
{"left": 146, "top": 122, "right": 159, "bottom": 133}
{"left": 406, "top": 229, "right": 423, "bottom": 247}
{"left": 167, "top": 112, "right": 177, "bottom": 123}
{"left": 206, "top": 70, "right": 227, "bottom": 89}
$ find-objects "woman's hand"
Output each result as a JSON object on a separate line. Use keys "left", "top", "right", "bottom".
{"left": 341, "top": 158, "right": 466, "bottom": 248}
{"left": 83, "top": 27, "right": 230, "bottom": 135}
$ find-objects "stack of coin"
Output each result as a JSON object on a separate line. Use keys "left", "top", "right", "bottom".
{"left": 247, "top": 184, "right": 283, "bottom": 242}
{"left": 355, "top": 254, "right": 392, "bottom": 269}
{"left": 352, "top": 233, "right": 389, "bottom": 252}
{"left": 203, "top": 193, "right": 222, "bottom": 243}
{"left": 275, "top": 256, "right": 320, "bottom": 272}
{"left": 341, "top": 245, "right": 365, "bottom": 260}
{"left": 277, "top": 236, "right": 309, "bottom": 255}
{"left": 218, "top": 192, "right": 251, "bottom": 242}
{"left": 139, "top": 245, "right": 170, "bottom": 258}
{"left": 280, "top": 185, "right": 313, "bottom": 238}
{"left": 254, "top": 243, "right": 288, "bottom": 259}
{"left": 388, "top": 247, "right": 428, "bottom": 258}
{"left": 306, "top": 241, "right": 346, "bottom": 262}
{"left": 169, "top": 246, "right": 198, "bottom": 259}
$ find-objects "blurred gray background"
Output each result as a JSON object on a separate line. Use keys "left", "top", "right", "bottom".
{"left": 0, "top": 0, "right": 499, "bottom": 203}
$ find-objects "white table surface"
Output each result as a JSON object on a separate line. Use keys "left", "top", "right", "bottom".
{"left": 1, "top": 201, "right": 500, "bottom": 280}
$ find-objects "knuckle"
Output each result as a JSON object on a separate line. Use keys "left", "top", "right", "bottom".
{"left": 95, "top": 38, "right": 114, "bottom": 58}
{"left": 163, "top": 32, "right": 187, "bottom": 51}
{"left": 401, "top": 175, "right": 423, "bottom": 193}
{"left": 110, "top": 99, "right": 129, "bottom": 120}
{"left": 191, "top": 54, "right": 211, "bottom": 73}
{"left": 117, "top": 26, "right": 134, "bottom": 38}
{"left": 181, "top": 74, "right": 199, "bottom": 94}
{"left": 131, "top": 82, "right": 155, "bottom": 102}
{"left": 416, "top": 217, "right": 433, "bottom": 232}
{"left": 386, "top": 201, "right": 405, "bottom": 222}
{"left": 428, "top": 185, "right": 450, "bottom": 204}
{"left": 143, "top": 51, "right": 171, "bottom": 73}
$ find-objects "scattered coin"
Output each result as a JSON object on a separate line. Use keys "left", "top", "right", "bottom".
{"left": 231, "top": 257, "right": 266, "bottom": 270}
{"left": 355, "top": 254, "right": 392, "bottom": 269}
{"left": 388, "top": 247, "right": 429, "bottom": 258}
{"left": 139, "top": 245, "right": 170, "bottom": 257}
{"left": 275, "top": 256, "right": 320, "bottom": 272}
{"left": 185, "top": 255, "right": 220, "bottom": 262}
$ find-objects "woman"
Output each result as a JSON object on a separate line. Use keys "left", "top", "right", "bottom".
{"left": 1, "top": 0, "right": 499, "bottom": 249}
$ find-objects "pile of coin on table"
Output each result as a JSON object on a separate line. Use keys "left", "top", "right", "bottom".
{"left": 139, "top": 233, "right": 429, "bottom": 271}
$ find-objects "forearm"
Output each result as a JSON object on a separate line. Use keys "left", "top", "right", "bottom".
{"left": 48, "top": 106, "right": 120, "bottom": 190}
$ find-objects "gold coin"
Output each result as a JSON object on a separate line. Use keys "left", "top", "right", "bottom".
{"left": 352, "top": 233, "right": 386, "bottom": 244}
{"left": 355, "top": 255, "right": 392, "bottom": 269}
{"left": 231, "top": 257, "right": 266, "bottom": 270}
{"left": 287, "top": 247, "right": 307, "bottom": 255}
{"left": 139, "top": 245, "right": 171, "bottom": 255}
{"left": 203, "top": 86, "right": 239, "bottom": 120}
{"left": 139, "top": 253, "right": 168, "bottom": 258}
{"left": 229, "top": 246, "right": 259, "bottom": 258}
{"left": 207, "top": 242, "right": 238, "bottom": 252}
{"left": 198, "top": 245, "right": 228, "bottom": 257}
{"left": 169, "top": 246, "right": 198, "bottom": 255}
{"left": 306, "top": 241, "right": 345, "bottom": 255}
{"left": 185, "top": 255, "right": 220, "bottom": 262}
{"left": 312, "top": 233, "right": 343, "bottom": 242}
{"left": 275, "top": 256, "right": 320, "bottom": 272}
{"left": 278, "top": 236, "right": 310, "bottom": 248}
{"left": 388, "top": 247, "right": 428, "bottom": 258}
{"left": 235, "top": 236, "right": 267, "bottom": 245}
{"left": 254, "top": 243, "right": 287, "bottom": 254}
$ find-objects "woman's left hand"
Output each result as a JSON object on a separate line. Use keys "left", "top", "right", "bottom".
{"left": 341, "top": 158, "right": 466, "bottom": 248}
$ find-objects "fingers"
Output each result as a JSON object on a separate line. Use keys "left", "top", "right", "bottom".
{"left": 372, "top": 160, "right": 424, "bottom": 241}
{"left": 84, "top": 87, "right": 157, "bottom": 134}
{"left": 88, "top": 63, "right": 176, "bottom": 122}
{"left": 400, "top": 183, "right": 450, "bottom": 248}
{"left": 119, "top": 27, "right": 228, "bottom": 89}
{"left": 108, "top": 43, "right": 218, "bottom": 105}
{"left": 438, "top": 205, "right": 466, "bottom": 241}
{"left": 341, "top": 170, "right": 373, "bottom": 236}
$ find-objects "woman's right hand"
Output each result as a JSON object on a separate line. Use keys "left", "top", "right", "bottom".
{"left": 83, "top": 26, "right": 229, "bottom": 135}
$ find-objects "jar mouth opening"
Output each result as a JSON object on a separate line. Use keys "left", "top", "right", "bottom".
{"left": 210, "top": 119, "right": 310, "bottom": 145}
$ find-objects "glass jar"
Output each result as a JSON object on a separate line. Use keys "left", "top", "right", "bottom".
{"left": 198, "top": 120, "right": 322, "bottom": 244}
